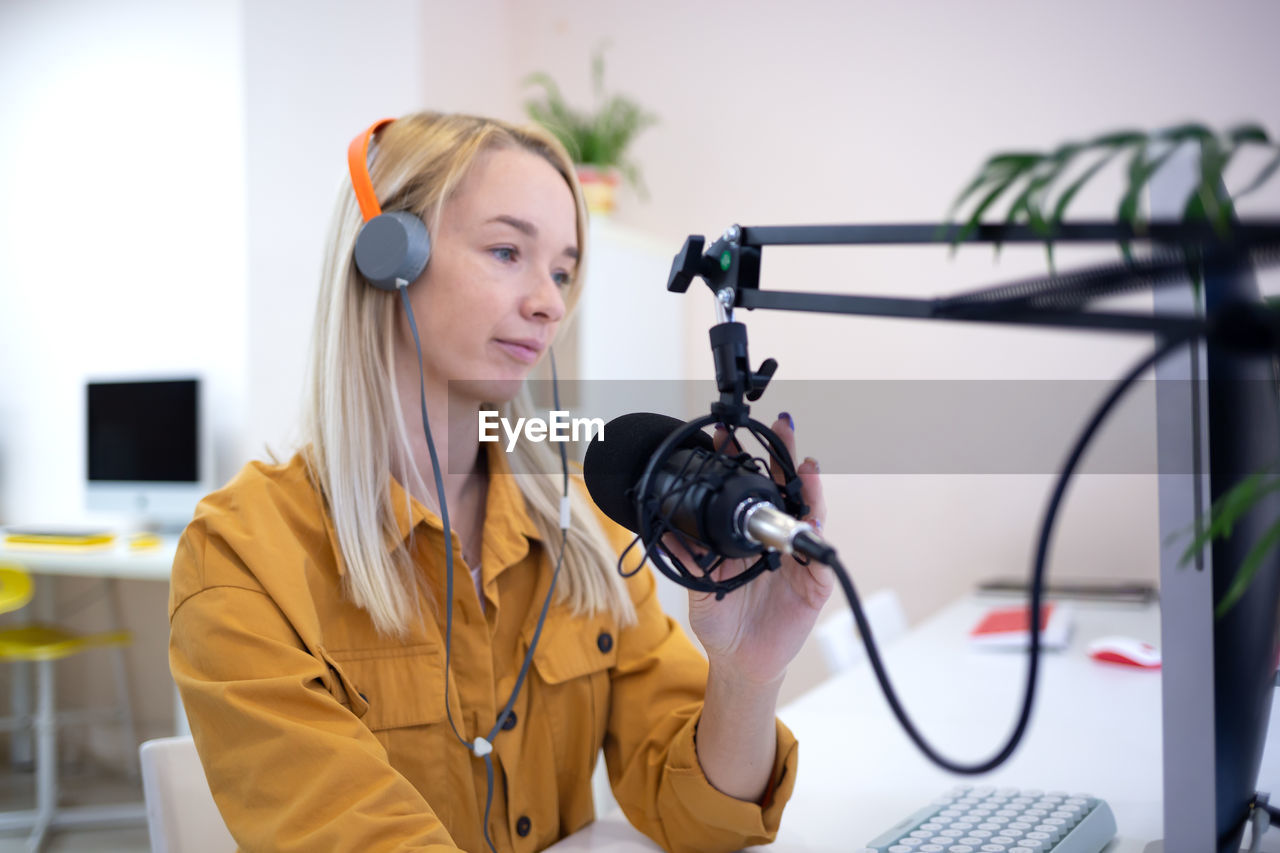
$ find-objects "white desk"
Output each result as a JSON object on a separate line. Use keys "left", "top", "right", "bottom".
{"left": 549, "top": 595, "right": 1280, "bottom": 852}
{"left": 0, "top": 537, "right": 176, "bottom": 582}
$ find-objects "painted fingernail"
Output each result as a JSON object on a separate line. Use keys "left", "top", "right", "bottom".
{"left": 714, "top": 423, "right": 727, "bottom": 432}
{"left": 779, "top": 412, "right": 794, "bottom": 429}
{"left": 804, "top": 456, "right": 819, "bottom": 473}
{"left": 812, "top": 518, "right": 823, "bottom": 531}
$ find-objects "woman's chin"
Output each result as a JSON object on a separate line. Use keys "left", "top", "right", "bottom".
{"left": 452, "top": 377, "right": 525, "bottom": 406}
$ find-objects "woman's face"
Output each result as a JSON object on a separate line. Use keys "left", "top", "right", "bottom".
{"left": 398, "top": 145, "right": 578, "bottom": 407}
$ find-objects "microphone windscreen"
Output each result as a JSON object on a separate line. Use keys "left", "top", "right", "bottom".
{"left": 583, "top": 413, "right": 714, "bottom": 532}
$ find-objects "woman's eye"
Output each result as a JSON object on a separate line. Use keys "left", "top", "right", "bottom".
{"left": 491, "top": 246, "right": 518, "bottom": 263}
{"left": 552, "top": 270, "right": 573, "bottom": 288}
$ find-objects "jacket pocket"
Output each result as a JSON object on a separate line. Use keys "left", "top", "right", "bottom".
{"left": 530, "top": 615, "right": 619, "bottom": 684}
{"left": 530, "top": 614, "right": 618, "bottom": 787}
{"left": 322, "top": 644, "right": 446, "bottom": 730}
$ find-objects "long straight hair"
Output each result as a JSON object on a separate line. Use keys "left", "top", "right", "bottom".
{"left": 299, "top": 112, "right": 635, "bottom": 637}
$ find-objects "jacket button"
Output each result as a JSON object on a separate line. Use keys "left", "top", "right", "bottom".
{"left": 516, "top": 815, "right": 531, "bottom": 837}
{"left": 597, "top": 631, "right": 613, "bottom": 653}
{"left": 501, "top": 711, "right": 517, "bottom": 731}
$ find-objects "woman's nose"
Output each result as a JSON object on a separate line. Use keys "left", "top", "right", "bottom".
{"left": 525, "top": 273, "right": 566, "bottom": 323}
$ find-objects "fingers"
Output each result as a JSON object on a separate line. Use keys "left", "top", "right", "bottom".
{"left": 715, "top": 412, "right": 824, "bottom": 528}
{"left": 797, "top": 454, "right": 826, "bottom": 530}
{"left": 712, "top": 423, "right": 743, "bottom": 455}
{"left": 768, "top": 412, "right": 797, "bottom": 485}
{"left": 770, "top": 412, "right": 826, "bottom": 529}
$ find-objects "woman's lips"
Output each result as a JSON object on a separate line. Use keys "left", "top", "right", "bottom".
{"left": 495, "top": 339, "right": 541, "bottom": 364}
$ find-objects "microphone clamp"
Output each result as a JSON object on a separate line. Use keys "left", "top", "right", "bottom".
{"left": 634, "top": 412, "right": 808, "bottom": 599}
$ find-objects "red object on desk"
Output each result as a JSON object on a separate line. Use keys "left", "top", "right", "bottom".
{"left": 970, "top": 603, "right": 1072, "bottom": 649}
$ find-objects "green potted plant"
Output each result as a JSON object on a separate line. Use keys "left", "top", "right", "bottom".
{"left": 523, "top": 49, "right": 659, "bottom": 215}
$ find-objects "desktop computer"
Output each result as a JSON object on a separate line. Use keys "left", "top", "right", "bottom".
{"left": 85, "top": 377, "right": 213, "bottom": 532}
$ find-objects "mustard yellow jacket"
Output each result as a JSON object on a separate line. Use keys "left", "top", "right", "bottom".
{"left": 169, "top": 449, "right": 798, "bottom": 853}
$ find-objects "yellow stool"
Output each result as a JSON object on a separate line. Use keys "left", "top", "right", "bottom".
{"left": 0, "top": 564, "right": 142, "bottom": 851}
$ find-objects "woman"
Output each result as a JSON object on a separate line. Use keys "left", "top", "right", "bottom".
{"left": 169, "top": 111, "right": 830, "bottom": 853}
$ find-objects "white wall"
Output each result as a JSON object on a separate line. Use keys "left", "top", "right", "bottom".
{"left": 239, "top": 0, "right": 524, "bottom": 463}
{"left": 241, "top": 0, "right": 427, "bottom": 463}
{"left": 0, "top": 0, "right": 247, "bottom": 526}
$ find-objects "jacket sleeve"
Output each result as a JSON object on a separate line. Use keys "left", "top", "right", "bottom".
{"left": 169, "top": 519, "right": 461, "bottom": 853}
{"left": 597, "top": 520, "right": 800, "bottom": 853}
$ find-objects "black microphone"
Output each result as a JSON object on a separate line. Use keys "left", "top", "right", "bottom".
{"left": 583, "top": 412, "right": 834, "bottom": 563}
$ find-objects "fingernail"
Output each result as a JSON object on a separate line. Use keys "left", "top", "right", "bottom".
{"left": 804, "top": 456, "right": 819, "bottom": 473}
{"left": 779, "top": 412, "right": 794, "bottom": 429}
{"left": 812, "top": 518, "right": 823, "bottom": 531}
{"left": 714, "top": 423, "right": 727, "bottom": 432}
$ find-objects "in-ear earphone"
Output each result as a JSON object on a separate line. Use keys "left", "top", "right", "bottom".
{"left": 347, "top": 118, "right": 433, "bottom": 291}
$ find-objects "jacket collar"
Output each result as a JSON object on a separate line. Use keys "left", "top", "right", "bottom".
{"left": 382, "top": 441, "right": 541, "bottom": 568}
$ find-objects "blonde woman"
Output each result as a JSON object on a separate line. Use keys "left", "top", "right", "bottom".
{"left": 169, "top": 111, "right": 830, "bottom": 853}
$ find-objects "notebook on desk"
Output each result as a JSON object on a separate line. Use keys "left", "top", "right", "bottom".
{"left": 969, "top": 602, "right": 1074, "bottom": 650}
{"left": 2, "top": 528, "right": 117, "bottom": 550}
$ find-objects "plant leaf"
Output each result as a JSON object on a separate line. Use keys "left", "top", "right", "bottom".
{"left": 1235, "top": 145, "right": 1280, "bottom": 199}
{"left": 1227, "top": 122, "right": 1270, "bottom": 146}
{"left": 945, "top": 153, "right": 1040, "bottom": 223}
{"left": 1085, "top": 129, "right": 1147, "bottom": 148}
{"left": 1216, "top": 516, "right": 1280, "bottom": 618}
{"left": 1117, "top": 143, "right": 1181, "bottom": 263}
{"left": 1048, "top": 146, "right": 1125, "bottom": 234}
{"left": 1156, "top": 122, "right": 1214, "bottom": 144}
{"left": 950, "top": 157, "right": 1040, "bottom": 253}
{"left": 1180, "top": 472, "right": 1280, "bottom": 565}
{"left": 1196, "top": 134, "right": 1231, "bottom": 236}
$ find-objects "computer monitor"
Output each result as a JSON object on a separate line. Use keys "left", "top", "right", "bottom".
{"left": 85, "top": 377, "right": 212, "bottom": 530}
{"left": 1155, "top": 250, "right": 1280, "bottom": 851}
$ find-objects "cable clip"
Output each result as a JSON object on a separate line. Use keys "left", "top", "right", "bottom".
{"left": 471, "top": 737, "right": 492, "bottom": 757}
{"left": 560, "top": 496, "right": 571, "bottom": 531}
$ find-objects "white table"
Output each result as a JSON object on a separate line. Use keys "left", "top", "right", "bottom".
{"left": 0, "top": 537, "right": 176, "bottom": 582}
{"left": 549, "top": 595, "right": 1280, "bottom": 852}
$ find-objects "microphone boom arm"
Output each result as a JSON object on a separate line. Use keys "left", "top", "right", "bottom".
{"left": 668, "top": 219, "right": 1280, "bottom": 343}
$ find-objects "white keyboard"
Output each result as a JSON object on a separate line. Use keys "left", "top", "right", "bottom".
{"left": 861, "top": 786, "right": 1117, "bottom": 853}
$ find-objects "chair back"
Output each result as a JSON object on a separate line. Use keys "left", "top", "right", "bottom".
{"left": 139, "top": 736, "right": 236, "bottom": 853}
{"left": 0, "top": 564, "right": 34, "bottom": 615}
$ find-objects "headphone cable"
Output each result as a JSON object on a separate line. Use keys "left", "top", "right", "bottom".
{"left": 399, "top": 286, "right": 569, "bottom": 851}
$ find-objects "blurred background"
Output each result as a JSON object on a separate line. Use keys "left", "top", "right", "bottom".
{"left": 1, "top": 0, "right": 1279, "bottom": 834}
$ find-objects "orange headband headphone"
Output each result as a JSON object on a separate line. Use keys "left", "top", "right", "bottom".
{"left": 347, "top": 118, "right": 433, "bottom": 291}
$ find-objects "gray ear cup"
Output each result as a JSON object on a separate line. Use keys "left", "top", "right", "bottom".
{"left": 353, "top": 211, "right": 432, "bottom": 291}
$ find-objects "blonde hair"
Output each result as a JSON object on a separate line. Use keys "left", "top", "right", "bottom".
{"left": 300, "top": 111, "right": 635, "bottom": 637}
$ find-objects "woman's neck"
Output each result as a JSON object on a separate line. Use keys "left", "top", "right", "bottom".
{"left": 393, "top": 361, "right": 485, "bottom": 517}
